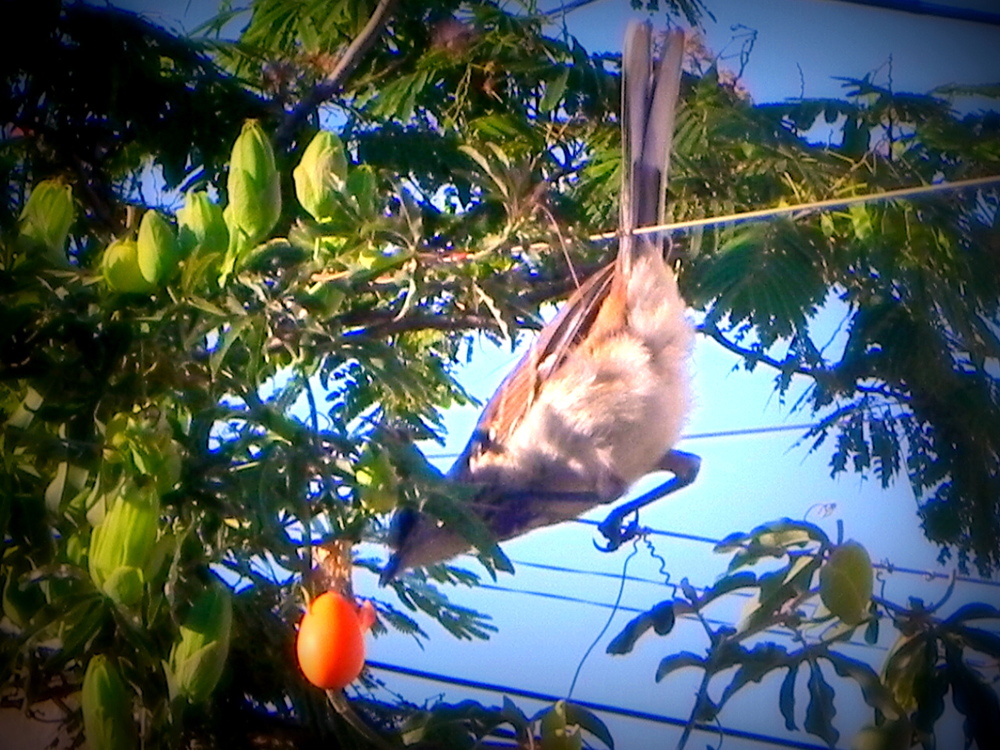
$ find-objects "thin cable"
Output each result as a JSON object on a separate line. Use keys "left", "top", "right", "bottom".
{"left": 504, "top": 174, "right": 1000, "bottom": 255}
{"left": 567, "top": 536, "right": 640, "bottom": 699}
{"left": 366, "top": 659, "right": 838, "bottom": 750}
{"left": 426, "top": 422, "right": 820, "bottom": 460}
{"left": 592, "top": 175, "right": 1000, "bottom": 241}
{"left": 477, "top": 580, "right": 888, "bottom": 653}
{"left": 570, "top": 518, "right": 1000, "bottom": 588}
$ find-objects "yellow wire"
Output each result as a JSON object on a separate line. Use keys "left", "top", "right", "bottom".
{"left": 511, "top": 174, "right": 1000, "bottom": 253}
{"left": 590, "top": 174, "right": 1000, "bottom": 241}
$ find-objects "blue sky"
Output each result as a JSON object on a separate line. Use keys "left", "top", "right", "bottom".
{"left": 91, "top": 1, "right": 1000, "bottom": 747}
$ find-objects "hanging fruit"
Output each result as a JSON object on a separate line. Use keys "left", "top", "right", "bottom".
{"left": 293, "top": 129, "right": 348, "bottom": 221}
{"left": 17, "top": 177, "right": 75, "bottom": 264}
{"left": 296, "top": 591, "right": 374, "bottom": 690}
{"left": 819, "top": 540, "right": 874, "bottom": 626}
{"left": 224, "top": 119, "right": 281, "bottom": 254}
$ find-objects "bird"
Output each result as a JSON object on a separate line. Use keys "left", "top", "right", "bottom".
{"left": 380, "top": 22, "right": 699, "bottom": 584}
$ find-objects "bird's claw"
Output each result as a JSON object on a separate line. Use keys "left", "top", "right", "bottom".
{"left": 595, "top": 512, "right": 641, "bottom": 552}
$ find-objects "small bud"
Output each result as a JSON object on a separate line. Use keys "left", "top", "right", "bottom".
{"left": 224, "top": 120, "right": 281, "bottom": 253}
{"left": 177, "top": 190, "right": 228, "bottom": 256}
{"left": 293, "top": 130, "right": 348, "bottom": 221}
{"left": 101, "top": 238, "right": 157, "bottom": 294}
{"left": 540, "top": 701, "right": 583, "bottom": 750}
{"left": 82, "top": 655, "right": 136, "bottom": 750}
{"left": 166, "top": 577, "right": 233, "bottom": 704}
{"left": 136, "top": 209, "right": 180, "bottom": 285}
{"left": 18, "top": 178, "right": 75, "bottom": 262}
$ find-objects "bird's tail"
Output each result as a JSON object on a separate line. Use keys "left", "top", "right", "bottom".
{"left": 618, "top": 22, "right": 684, "bottom": 275}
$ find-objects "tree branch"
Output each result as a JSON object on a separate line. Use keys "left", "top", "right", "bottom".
{"left": 339, "top": 310, "right": 503, "bottom": 338}
{"left": 275, "top": 0, "right": 399, "bottom": 146}
{"left": 698, "top": 320, "right": 909, "bottom": 402}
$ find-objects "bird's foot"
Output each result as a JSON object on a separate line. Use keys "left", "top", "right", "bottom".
{"left": 595, "top": 510, "right": 642, "bottom": 552}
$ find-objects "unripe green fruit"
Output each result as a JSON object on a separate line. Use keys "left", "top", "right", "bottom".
{"left": 19, "top": 178, "right": 75, "bottom": 261}
{"left": 166, "top": 578, "right": 232, "bottom": 704}
{"left": 819, "top": 540, "right": 873, "bottom": 626}
{"left": 82, "top": 655, "right": 136, "bottom": 750}
{"left": 225, "top": 120, "right": 281, "bottom": 252}
{"left": 293, "top": 130, "right": 348, "bottom": 221}
{"left": 540, "top": 701, "right": 582, "bottom": 750}
{"left": 136, "top": 209, "right": 180, "bottom": 284}
{"left": 89, "top": 484, "right": 160, "bottom": 606}
{"left": 177, "top": 190, "right": 228, "bottom": 256}
{"left": 102, "top": 238, "right": 156, "bottom": 294}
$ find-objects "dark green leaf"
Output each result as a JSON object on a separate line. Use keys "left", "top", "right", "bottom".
{"left": 540, "top": 66, "right": 570, "bottom": 113}
{"left": 704, "top": 571, "right": 757, "bottom": 603}
{"left": 953, "top": 625, "right": 1000, "bottom": 658}
{"left": 779, "top": 665, "right": 798, "bottom": 731}
{"left": 563, "top": 702, "right": 615, "bottom": 749}
{"left": 824, "top": 651, "right": 902, "bottom": 719}
{"left": 804, "top": 661, "right": 839, "bottom": 748}
{"left": 865, "top": 607, "right": 879, "bottom": 646}
{"left": 718, "top": 643, "right": 790, "bottom": 709}
{"left": 945, "top": 642, "right": 1000, "bottom": 750}
{"left": 655, "top": 651, "right": 706, "bottom": 682}
{"left": 606, "top": 600, "right": 674, "bottom": 655}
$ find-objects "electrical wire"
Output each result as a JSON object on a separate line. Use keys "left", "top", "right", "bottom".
{"left": 425, "top": 422, "right": 821, "bottom": 460}
{"left": 590, "top": 175, "right": 1000, "bottom": 242}
{"left": 365, "top": 659, "right": 839, "bottom": 750}
{"left": 570, "top": 518, "right": 1000, "bottom": 589}
{"left": 475, "top": 580, "right": 888, "bottom": 653}
{"left": 566, "top": 537, "right": 641, "bottom": 700}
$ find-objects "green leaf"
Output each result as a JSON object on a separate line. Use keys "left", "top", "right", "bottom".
{"left": 824, "top": 651, "right": 902, "bottom": 719}
{"left": 945, "top": 641, "right": 1000, "bottom": 750}
{"left": 606, "top": 600, "right": 674, "bottom": 655}
{"left": 804, "top": 660, "right": 839, "bottom": 748}
{"left": 944, "top": 602, "right": 1000, "bottom": 624}
{"left": 718, "top": 643, "right": 791, "bottom": 709}
{"left": 864, "top": 614, "right": 879, "bottom": 645}
{"left": 563, "top": 702, "right": 614, "bottom": 749}
{"left": 882, "top": 634, "right": 936, "bottom": 714}
{"left": 849, "top": 204, "right": 873, "bottom": 241}
{"left": 540, "top": 66, "right": 570, "bottom": 113}
{"left": 209, "top": 317, "right": 254, "bottom": 376}
{"left": 954, "top": 625, "right": 1000, "bottom": 659}
{"left": 540, "top": 700, "right": 582, "bottom": 750}
{"left": 779, "top": 665, "right": 799, "bottom": 730}
{"left": 704, "top": 571, "right": 757, "bottom": 603}
{"left": 655, "top": 651, "right": 706, "bottom": 682}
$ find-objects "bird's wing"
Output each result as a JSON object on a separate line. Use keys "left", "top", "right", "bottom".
{"left": 449, "top": 262, "right": 615, "bottom": 478}
{"left": 450, "top": 23, "right": 685, "bottom": 478}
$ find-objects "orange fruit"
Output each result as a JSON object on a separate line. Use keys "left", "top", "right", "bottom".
{"left": 296, "top": 592, "right": 366, "bottom": 689}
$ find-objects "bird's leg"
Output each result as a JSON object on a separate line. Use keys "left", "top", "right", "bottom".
{"left": 596, "top": 449, "right": 701, "bottom": 551}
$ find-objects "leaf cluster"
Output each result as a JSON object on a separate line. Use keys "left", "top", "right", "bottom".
{"left": 608, "top": 520, "right": 1000, "bottom": 750}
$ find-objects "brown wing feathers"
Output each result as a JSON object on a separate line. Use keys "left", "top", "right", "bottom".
{"left": 452, "top": 22, "right": 685, "bottom": 473}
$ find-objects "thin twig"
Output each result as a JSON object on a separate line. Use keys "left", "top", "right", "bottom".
{"left": 276, "top": 0, "right": 399, "bottom": 146}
